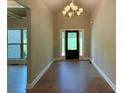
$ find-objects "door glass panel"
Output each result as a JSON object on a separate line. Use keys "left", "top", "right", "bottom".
{"left": 67, "top": 32, "right": 77, "bottom": 50}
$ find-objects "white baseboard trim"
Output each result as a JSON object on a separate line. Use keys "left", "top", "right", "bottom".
{"left": 53, "top": 57, "right": 91, "bottom": 61}
{"left": 53, "top": 58, "right": 62, "bottom": 61}
{"left": 91, "top": 59, "right": 116, "bottom": 92}
{"left": 26, "top": 60, "right": 53, "bottom": 89}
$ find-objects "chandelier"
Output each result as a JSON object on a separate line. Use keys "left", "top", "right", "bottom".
{"left": 62, "top": 0, "right": 83, "bottom": 18}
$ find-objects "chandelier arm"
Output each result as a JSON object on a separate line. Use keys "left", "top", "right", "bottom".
{"left": 62, "top": 0, "right": 83, "bottom": 17}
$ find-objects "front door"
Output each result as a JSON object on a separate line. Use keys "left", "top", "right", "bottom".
{"left": 65, "top": 31, "right": 79, "bottom": 59}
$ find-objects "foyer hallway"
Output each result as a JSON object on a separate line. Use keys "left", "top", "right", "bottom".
{"left": 27, "top": 61, "right": 115, "bottom": 93}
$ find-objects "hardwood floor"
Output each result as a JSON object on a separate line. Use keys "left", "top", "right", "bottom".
{"left": 7, "top": 65, "right": 27, "bottom": 93}
{"left": 27, "top": 60, "right": 115, "bottom": 93}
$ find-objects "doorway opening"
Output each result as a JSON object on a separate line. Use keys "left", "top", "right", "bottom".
{"left": 61, "top": 29, "right": 84, "bottom": 59}
{"left": 7, "top": 0, "right": 31, "bottom": 93}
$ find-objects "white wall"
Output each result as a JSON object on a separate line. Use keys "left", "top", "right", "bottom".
{"left": 91, "top": 0, "right": 116, "bottom": 86}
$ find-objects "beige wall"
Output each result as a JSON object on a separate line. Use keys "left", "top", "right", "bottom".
{"left": 54, "top": 11, "right": 91, "bottom": 58}
{"left": 17, "top": 0, "right": 54, "bottom": 84}
{"left": 91, "top": 0, "right": 116, "bottom": 85}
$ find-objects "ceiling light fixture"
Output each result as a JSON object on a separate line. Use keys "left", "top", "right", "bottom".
{"left": 62, "top": 0, "right": 83, "bottom": 18}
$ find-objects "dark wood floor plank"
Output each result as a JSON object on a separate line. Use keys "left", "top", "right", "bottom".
{"left": 27, "top": 60, "right": 115, "bottom": 93}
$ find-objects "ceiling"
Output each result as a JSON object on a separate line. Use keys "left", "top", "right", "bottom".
{"left": 7, "top": 0, "right": 24, "bottom": 8}
{"left": 7, "top": 0, "right": 26, "bottom": 19}
{"left": 42, "top": 0, "right": 101, "bottom": 15}
{"left": 7, "top": 0, "right": 101, "bottom": 17}
{"left": 8, "top": 8, "right": 26, "bottom": 17}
